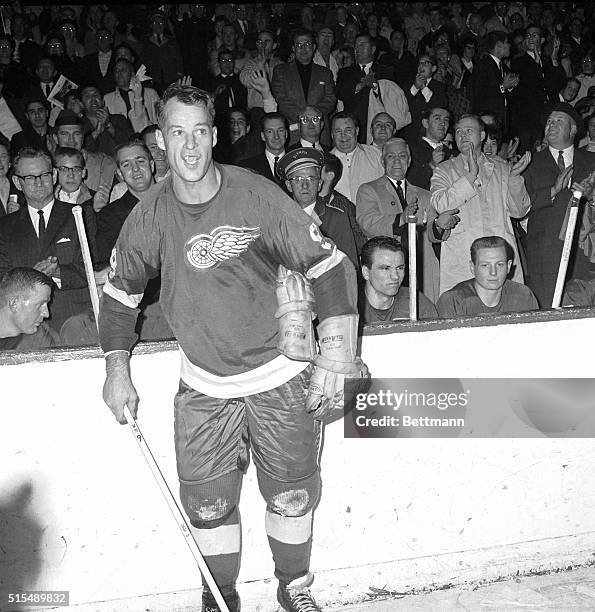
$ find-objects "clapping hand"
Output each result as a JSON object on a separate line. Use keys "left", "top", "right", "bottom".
{"left": 502, "top": 72, "right": 519, "bottom": 90}
{"left": 510, "top": 151, "right": 532, "bottom": 176}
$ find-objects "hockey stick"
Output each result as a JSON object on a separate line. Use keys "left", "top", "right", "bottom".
{"left": 407, "top": 214, "right": 418, "bottom": 321}
{"left": 551, "top": 189, "right": 582, "bottom": 309}
{"left": 71, "top": 206, "right": 230, "bottom": 612}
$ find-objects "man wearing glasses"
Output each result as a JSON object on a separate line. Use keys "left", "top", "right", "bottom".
{"left": 0, "top": 147, "right": 90, "bottom": 332}
{"left": 272, "top": 29, "right": 336, "bottom": 147}
{"left": 288, "top": 106, "right": 329, "bottom": 153}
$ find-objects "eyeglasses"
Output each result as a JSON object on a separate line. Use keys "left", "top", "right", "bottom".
{"left": 299, "top": 116, "right": 322, "bottom": 124}
{"left": 289, "top": 176, "right": 319, "bottom": 184}
{"left": 295, "top": 41, "right": 313, "bottom": 49}
{"left": 57, "top": 166, "right": 83, "bottom": 175}
{"left": 219, "top": 58, "right": 234, "bottom": 63}
{"left": 17, "top": 171, "right": 53, "bottom": 185}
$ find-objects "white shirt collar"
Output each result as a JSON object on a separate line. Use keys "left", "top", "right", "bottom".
{"left": 387, "top": 176, "right": 406, "bottom": 191}
{"left": 489, "top": 54, "right": 501, "bottom": 67}
{"left": 28, "top": 199, "right": 54, "bottom": 236}
{"left": 548, "top": 144, "right": 574, "bottom": 168}
{"left": 265, "top": 148, "right": 284, "bottom": 175}
{"left": 300, "top": 138, "right": 321, "bottom": 150}
{"left": 303, "top": 202, "right": 316, "bottom": 217}
{"left": 58, "top": 188, "right": 81, "bottom": 203}
{"left": 422, "top": 136, "right": 441, "bottom": 149}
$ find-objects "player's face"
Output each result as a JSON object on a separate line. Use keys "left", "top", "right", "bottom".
{"left": 363, "top": 249, "right": 406, "bottom": 299}
{"left": 55, "top": 124, "right": 84, "bottom": 150}
{"left": 332, "top": 118, "right": 358, "bottom": 153}
{"left": 157, "top": 99, "right": 217, "bottom": 185}
{"left": 382, "top": 142, "right": 410, "bottom": 180}
{"left": 471, "top": 247, "right": 511, "bottom": 292}
{"left": 116, "top": 145, "right": 154, "bottom": 194}
{"left": 286, "top": 166, "right": 321, "bottom": 208}
{"left": 13, "top": 284, "right": 51, "bottom": 335}
{"left": 261, "top": 118, "right": 287, "bottom": 154}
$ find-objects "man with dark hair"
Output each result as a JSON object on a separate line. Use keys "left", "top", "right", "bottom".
{"left": 210, "top": 49, "right": 248, "bottom": 118}
{"left": 359, "top": 235, "right": 438, "bottom": 323}
{"left": 0, "top": 267, "right": 55, "bottom": 350}
{"left": 11, "top": 98, "right": 51, "bottom": 156}
{"left": 80, "top": 28, "right": 117, "bottom": 94}
{"left": 271, "top": 29, "right": 336, "bottom": 147}
{"left": 141, "top": 124, "right": 170, "bottom": 182}
{"left": 469, "top": 30, "right": 519, "bottom": 134}
{"left": 558, "top": 77, "right": 580, "bottom": 104}
{"left": 369, "top": 112, "right": 396, "bottom": 152}
{"left": 436, "top": 235, "right": 539, "bottom": 317}
{"left": 378, "top": 29, "right": 417, "bottom": 85}
{"left": 99, "top": 83, "right": 367, "bottom": 612}
{"left": 240, "top": 111, "right": 288, "bottom": 186}
{"left": 287, "top": 105, "right": 329, "bottom": 153}
{"left": 0, "top": 147, "right": 90, "bottom": 331}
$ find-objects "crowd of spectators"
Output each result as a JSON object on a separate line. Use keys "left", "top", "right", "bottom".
{"left": 2, "top": 1, "right": 595, "bottom": 351}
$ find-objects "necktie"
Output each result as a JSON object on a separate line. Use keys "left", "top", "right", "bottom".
{"left": 391, "top": 180, "right": 407, "bottom": 236}
{"left": 228, "top": 85, "right": 235, "bottom": 108}
{"left": 120, "top": 89, "right": 131, "bottom": 113}
{"left": 274, "top": 156, "right": 279, "bottom": 176}
{"left": 312, "top": 142, "right": 316, "bottom": 148}
{"left": 499, "top": 62, "right": 504, "bottom": 82}
{"left": 395, "top": 180, "right": 406, "bottom": 208}
{"left": 360, "top": 64, "right": 367, "bottom": 76}
{"left": 557, "top": 150, "right": 565, "bottom": 172}
{"left": 38, "top": 209, "right": 45, "bottom": 240}
{"left": 157, "top": 34, "right": 163, "bottom": 45}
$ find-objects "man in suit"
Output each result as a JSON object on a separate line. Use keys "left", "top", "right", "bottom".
{"left": 403, "top": 54, "right": 448, "bottom": 143}
{"left": 287, "top": 106, "right": 329, "bottom": 153}
{"left": 0, "top": 147, "right": 90, "bottom": 332}
{"left": 522, "top": 103, "right": 595, "bottom": 308}
{"left": 80, "top": 28, "right": 117, "bottom": 95}
{"left": 240, "top": 112, "right": 287, "bottom": 187}
{"left": 511, "top": 26, "right": 566, "bottom": 153}
{"left": 469, "top": 31, "right": 519, "bottom": 137}
{"left": 271, "top": 29, "right": 336, "bottom": 147}
{"left": 356, "top": 137, "right": 457, "bottom": 303}
{"left": 337, "top": 34, "right": 395, "bottom": 145}
{"left": 408, "top": 106, "right": 452, "bottom": 191}
{"left": 211, "top": 50, "right": 248, "bottom": 120}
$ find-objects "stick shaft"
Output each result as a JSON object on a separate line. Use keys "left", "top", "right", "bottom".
{"left": 123, "top": 407, "right": 230, "bottom": 612}
{"left": 552, "top": 203, "right": 580, "bottom": 308}
{"left": 408, "top": 221, "right": 417, "bottom": 321}
{"left": 71, "top": 206, "right": 100, "bottom": 326}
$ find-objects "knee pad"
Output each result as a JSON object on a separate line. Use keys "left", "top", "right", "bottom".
{"left": 180, "top": 470, "right": 242, "bottom": 529}
{"left": 258, "top": 469, "right": 321, "bottom": 517}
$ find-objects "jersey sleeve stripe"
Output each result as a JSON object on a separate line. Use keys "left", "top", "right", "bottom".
{"left": 305, "top": 247, "right": 346, "bottom": 281}
{"left": 103, "top": 278, "right": 144, "bottom": 308}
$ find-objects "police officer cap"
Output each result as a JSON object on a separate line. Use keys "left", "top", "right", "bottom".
{"left": 276, "top": 147, "right": 324, "bottom": 181}
{"left": 549, "top": 102, "right": 586, "bottom": 139}
{"left": 54, "top": 109, "right": 84, "bottom": 127}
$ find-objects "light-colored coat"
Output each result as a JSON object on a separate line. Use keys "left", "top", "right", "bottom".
{"left": 430, "top": 153, "right": 530, "bottom": 292}
{"left": 104, "top": 86, "right": 160, "bottom": 133}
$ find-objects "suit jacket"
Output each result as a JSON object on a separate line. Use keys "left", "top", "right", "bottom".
{"left": 80, "top": 52, "right": 117, "bottom": 94}
{"left": 469, "top": 54, "right": 507, "bottom": 127}
{"left": 408, "top": 137, "right": 452, "bottom": 191}
{"left": 356, "top": 175, "right": 447, "bottom": 301}
{"left": 0, "top": 200, "right": 91, "bottom": 331}
{"left": 510, "top": 53, "right": 565, "bottom": 131}
{"left": 403, "top": 78, "right": 447, "bottom": 141}
{"left": 239, "top": 152, "right": 284, "bottom": 186}
{"left": 210, "top": 74, "right": 248, "bottom": 117}
{"left": 271, "top": 61, "right": 336, "bottom": 127}
{"left": 336, "top": 63, "right": 395, "bottom": 143}
{"left": 10, "top": 126, "right": 51, "bottom": 157}
{"left": 522, "top": 147, "right": 595, "bottom": 306}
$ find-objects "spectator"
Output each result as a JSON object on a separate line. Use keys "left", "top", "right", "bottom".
{"left": 403, "top": 2, "right": 431, "bottom": 55}
{"left": 80, "top": 85, "right": 134, "bottom": 156}
{"left": 52, "top": 146, "right": 94, "bottom": 207}
{"left": 581, "top": 115, "right": 595, "bottom": 153}
{"left": 28, "top": 55, "right": 58, "bottom": 103}
{"left": 0, "top": 34, "right": 31, "bottom": 99}
{"left": 407, "top": 106, "right": 452, "bottom": 191}
{"left": 10, "top": 14, "right": 41, "bottom": 72}
{"left": 104, "top": 58, "right": 160, "bottom": 133}
{"left": 52, "top": 110, "right": 116, "bottom": 194}
{"left": 356, "top": 137, "right": 457, "bottom": 303}
{"left": 210, "top": 50, "right": 248, "bottom": 119}
{"left": 0, "top": 136, "right": 15, "bottom": 217}
{"left": 484, "top": 2, "right": 509, "bottom": 33}
{"left": 208, "top": 23, "right": 250, "bottom": 77}
{"left": 271, "top": 29, "right": 336, "bottom": 147}
{"left": 437, "top": 236, "right": 539, "bottom": 317}
{"left": 59, "top": 19, "right": 84, "bottom": 63}
{"left": 287, "top": 106, "right": 328, "bottom": 152}
{"left": 239, "top": 30, "right": 280, "bottom": 122}
{"left": 359, "top": 236, "right": 438, "bottom": 323}
{"left": 43, "top": 31, "right": 81, "bottom": 84}
{"left": 1, "top": 147, "right": 91, "bottom": 332}
{"left": 214, "top": 107, "right": 259, "bottom": 164}
{"left": 337, "top": 34, "right": 404, "bottom": 145}
{"left": 567, "top": 17, "right": 588, "bottom": 74}
{"left": 80, "top": 28, "right": 117, "bottom": 95}
{"left": 313, "top": 27, "right": 339, "bottom": 83}
{"left": 240, "top": 112, "right": 288, "bottom": 187}
{"left": 141, "top": 11, "right": 183, "bottom": 94}
{"left": 0, "top": 267, "right": 56, "bottom": 351}
{"left": 0, "top": 77, "right": 23, "bottom": 143}
{"left": 378, "top": 29, "right": 417, "bottom": 86}
{"left": 558, "top": 77, "right": 581, "bottom": 105}
{"left": 330, "top": 111, "right": 383, "bottom": 203}
{"left": 481, "top": 125, "right": 504, "bottom": 159}
{"left": 11, "top": 98, "right": 52, "bottom": 157}
{"left": 522, "top": 102, "right": 595, "bottom": 307}
{"left": 511, "top": 26, "right": 565, "bottom": 153}
{"left": 140, "top": 124, "right": 170, "bottom": 183}
{"left": 369, "top": 112, "right": 396, "bottom": 152}
{"left": 277, "top": 147, "right": 361, "bottom": 270}
{"left": 576, "top": 53, "right": 595, "bottom": 104}
{"left": 430, "top": 114, "right": 531, "bottom": 292}
{"left": 94, "top": 139, "right": 155, "bottom": 265}
{"left": 469, "top": 31, "right": 519, "bottom": 136}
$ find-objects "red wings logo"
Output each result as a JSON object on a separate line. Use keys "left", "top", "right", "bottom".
{"left": 185, "top": 225, "right": 261, "bottom": 269}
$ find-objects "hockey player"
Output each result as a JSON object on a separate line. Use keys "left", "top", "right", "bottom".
{"left": 98, "top": 83, "right": 368, "bottom": 612}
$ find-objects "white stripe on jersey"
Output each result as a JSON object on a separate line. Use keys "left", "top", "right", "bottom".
{"left": 305, "top": 246, "right": 346, "bottom": 281}
{"left": 103, "top": 278, "right": 144, "bottom": 309}
{"left": 179, "top": 347, "right": 308, "bottom": 399}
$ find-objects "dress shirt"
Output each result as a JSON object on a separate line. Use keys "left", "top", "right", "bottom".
{"left": 28, "top": 200, "right": 54, "bottom": 237}
{"left": 57, "top": 188, "right": 80, "bottom": 204}
{"left": 299, "top": 138, "right": 323, "bottom": 151}
{"left": 410, "top": 77, "right": 434, "bottom": 102}
{"left": 548, "top": 144, "right": 574, "bottom": 170}
{"left": 98, "top": 50, "right": 112, "bottom": 77}
{"left": 422, "top": 136, "right": 441, "bottom": 149}
{"left": 265, "top": 148, "right": 284, "bottom": 177}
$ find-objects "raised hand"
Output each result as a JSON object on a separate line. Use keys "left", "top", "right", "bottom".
{"left": 510, "top": 151, "right": 532, "bottom": 176}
